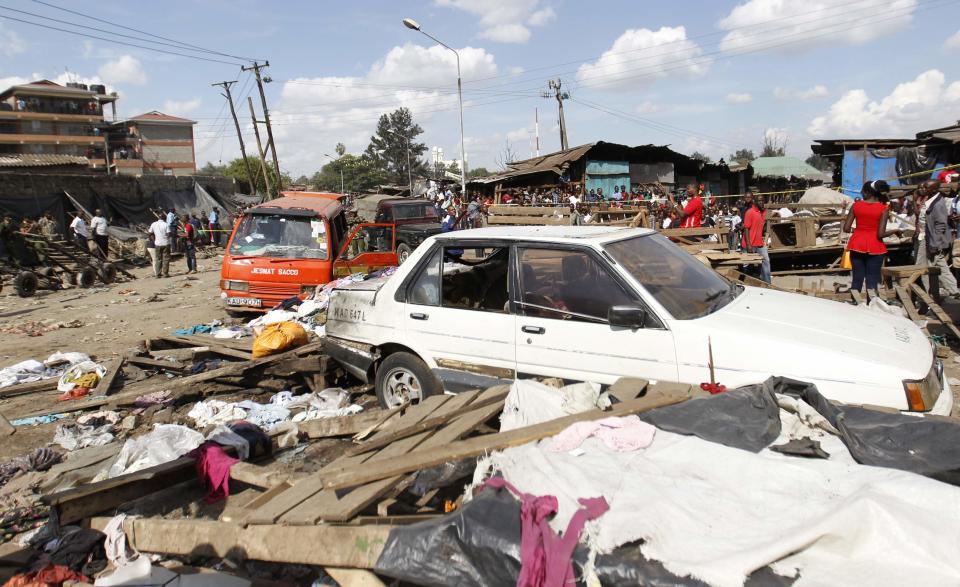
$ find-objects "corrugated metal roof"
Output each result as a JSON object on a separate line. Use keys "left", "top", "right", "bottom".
{"left": 128, "top": 111, "right": 196, "bottom": 124}
{"left": 750, "top": 156, "right": 824, "bottom": 179}
{"left": 0, "top": 154, "right": 89, "bottom": 168}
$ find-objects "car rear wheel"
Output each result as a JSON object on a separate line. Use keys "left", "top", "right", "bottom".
{"left": 396, "top": 243, "right": 413, "bottom": 265}
{"left": 375, "top": 351, "right": 442, "bottom": 409}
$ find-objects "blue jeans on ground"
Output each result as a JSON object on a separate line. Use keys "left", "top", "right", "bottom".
{"left": 754, "top": 246, "right": 771, "bottom": 283}
{"left": 185, "top": 243, "right": 196, "bottom": 272}
{"left": 850, "top": 251, "right": 883, "bottom": 292}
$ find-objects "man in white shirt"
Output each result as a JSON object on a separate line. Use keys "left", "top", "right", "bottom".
{"left": 69, "top": 213, "right": 89, "bottom": 251}
{"left": 149, "top": 216, "right": 171, "bottom": 278}
{"left": 89, "top": 209, "right": 109, "bottom": 259}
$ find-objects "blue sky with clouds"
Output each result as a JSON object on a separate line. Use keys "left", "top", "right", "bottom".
{"left": 2, "top": 0, "right": 960, "bottom": 176}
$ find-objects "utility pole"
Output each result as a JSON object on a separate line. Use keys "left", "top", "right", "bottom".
{"left": 542, "top": 79, "right": 569, "bottom": 150}
{"left": 534, "top": 107, "right": 540, "bottom": 156}
{"left": 247, "top": 96, "right": 273, "bottom": 198}
{"left": 242, "top": 61, "right": 282, "bottom": 191}
{"left": 212, "top": 80, "right": 254, "bottom": 191}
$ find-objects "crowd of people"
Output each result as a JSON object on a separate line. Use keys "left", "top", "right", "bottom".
{"left": 145, "top": 207, "right": 223, "bottom": 278}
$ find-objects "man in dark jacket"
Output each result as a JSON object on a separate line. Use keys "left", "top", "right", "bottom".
{"left": 923, "top": 180, "right": 960, "bottom": 297}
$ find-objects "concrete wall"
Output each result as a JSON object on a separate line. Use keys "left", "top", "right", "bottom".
{"left": 0, "top": 172, "right": 236, "bottom": 202}
{"left": 138, "top": 123, "right": 192, "bottom": 141}
{"left": 143, "top": 144, "right": 194, "bottom": 163}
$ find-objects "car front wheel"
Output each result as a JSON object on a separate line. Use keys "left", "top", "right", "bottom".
{"left": 375, "top": 351, "right": 442, "bottom": 408}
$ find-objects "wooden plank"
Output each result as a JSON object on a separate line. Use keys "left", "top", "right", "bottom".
{"left": 246, "top": 395, "right": 449, "bottom": 525}
{"left": 89, "top": 517, "right": 392, "bottom": 569}
{"left": 487, "top": 215, "right": 572, "bottom": 226}
{"left": 660, "top": 227, "right": 730, "bottom": 237}
{"left": 124, "top": 355, "right": 188, "bottom": 373}
{"left": 300, "top": 409, "right": 398, "bottom": 439}
{"left": 607, "top": 378, "right": 649, "bottom": 403}
{"left": 93, "top": 357, "right": 123, "bottom": 395}
{"left": 157, "top": 334, "right": 252, "bottom": 352}
{"left": 0, "top": 378, "right": 58, "bottom": 398}
{"left": 0, "top": 412, "right": 13, "bottom": 436}
{"left": 320, "top": 387, "right": 691, "bottom": 491}
{"left": 896, "top": 286, "right": 922, "bottom": 322}
{"left": 488, "top": 205, "right": 571, "bottom": 216}
{"left": 770, "top": 267, "right": 851, "bottom": 276}
{"left": 911, "top": 284, "right": 960, "bottom": 340}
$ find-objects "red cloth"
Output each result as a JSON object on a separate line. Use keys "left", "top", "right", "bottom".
{"left": 183, "top": 222, "right": 195, "bottom": 242}
{"left": 188, "top": 442, "right": 239, "bottom": 503}
{"left": 680, "top": 196, "right": 703, "bottom": 228}
{"left": 482, "top": 477, "right": 609, "bottom": 587}
{"left": 847, "top": 200, "right": 888, "bottom": 254}
{"left": 742, "top": 206, "right": 766, "bottom": 248}
{"left": 936, "top": 169, "right": 958, "bottom": 183}
{"left": 3, "top": 565, "right": 88, "bottom": 587}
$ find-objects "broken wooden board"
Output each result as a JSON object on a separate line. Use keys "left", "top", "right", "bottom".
{"left": 0, "top": 378, "right": 58, "bottom": 399}
{"left": 607, "top": 378, "right": 649, "bottom": 403}
{"left": 911, "top": 284, "right": 960, "bottom": 340}
{"left": 89, "top": 517, "right": 392, "bottom": 569}
{"left": 895, "top": 286, "right": 923, "bottom": 322}
{"left": 300, "top": 408, "right": 399, "bottom": 439}
{"left": 320, "top": 385, "right": 692, "bottom": 491}
{"left": 93, "top": 357, "right": 123, "bottom": 395}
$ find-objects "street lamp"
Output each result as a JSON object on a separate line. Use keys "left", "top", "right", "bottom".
{"left": 322, "top": 153, "right": 344, "bottom": 194}
{"left": 402, "top": 17, "right": 467, "bottom": 197}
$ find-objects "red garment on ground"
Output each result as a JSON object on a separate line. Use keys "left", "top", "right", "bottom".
{"left": 742, "top": 206, "right": 766, "bottom": 248}
{"left": 680, "top": 196, "right": 703, "bottom": 228}
{"left": 482, "top": 477, "right": 609, "bottom": 587}
{"left": 188, "top": 441, "right": 239, "bottom": 503}
{"left": 847, "top": 200, "right": 888, "bottom": 255}
{"left": 3, "top": 565, "right": 88, "bottom": 587}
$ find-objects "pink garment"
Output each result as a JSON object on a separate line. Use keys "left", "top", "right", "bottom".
{"left": 482, "top": 477, "right": 609, "bottom": 587}
{"left": 188, "top": 441, "right": 239, "bottom": 503}
{"left": 548, "top": 416, "right": 656, "bottom": 453}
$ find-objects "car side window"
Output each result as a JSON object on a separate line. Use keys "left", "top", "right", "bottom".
{"left": 408, "top": 248, "right": 441, "bottom": 306}
{"left": 441, "top": 246, "right": 510, "bottom": 313}
{"left": 518, "top": 247, "right": 634, "bottom": 323}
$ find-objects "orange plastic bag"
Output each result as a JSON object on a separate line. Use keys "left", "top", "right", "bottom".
{"left": 252, "top": 321, "right": 309, "bottom": 358}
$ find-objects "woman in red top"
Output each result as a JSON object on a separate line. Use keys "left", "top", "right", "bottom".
{"left": 843, "top": 180, "right": 901, "bottom": 294}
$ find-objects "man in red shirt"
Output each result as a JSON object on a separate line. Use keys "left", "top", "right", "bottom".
{"left": 669, "top": 184, "right": 703, "bottom": 229}
{"left": 742, "top": 198, "right": 770, "bottom": 283}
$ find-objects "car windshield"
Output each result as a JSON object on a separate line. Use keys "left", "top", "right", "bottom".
{"left": 228, "top": 213, "right": 328, "bottom": 260}
{"left": 603, "top": 233, "right": 740, "bottom": 320}
{"left": 392, "top": 204, "right": 439, "bottom": 221}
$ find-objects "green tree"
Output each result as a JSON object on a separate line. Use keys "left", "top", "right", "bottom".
{"left": 335, "top": 142, "right": 346, "bottom": 157}
{"left": 293, "top": 174, "right": 310, "bottom": 186}
{"left": 224, "top": 156, "right": 278, "bottom": 196}
{"left": 690, "top": 151, "right": 712, "bottom": 164}
{"left": 311, "top": 154, "right": 386, "bottom": 193}
{"left": 198, "top": 161, "right": 227, "bottom": 175}
{"left": 728, "top": 149, "right": 755, "bottom": 166}
{"left": 468, "top": 167, "right": 491, "bottom": 179}
{"left": 364, "top": 108, "right": 428, "bottom": 185}
{"left": 805, "top": 154, "right": 832, "bottom": 172}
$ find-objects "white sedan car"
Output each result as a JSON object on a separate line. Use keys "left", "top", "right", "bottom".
{"left": 324, "top": 226, "right": 952, "bottom": 415}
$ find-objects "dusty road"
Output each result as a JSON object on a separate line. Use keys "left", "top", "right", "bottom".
{"left": 0, "top": 252, "right": 232, "bottom": 365}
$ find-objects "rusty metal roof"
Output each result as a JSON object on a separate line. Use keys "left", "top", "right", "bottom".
{"left": 0, "top": 154, "right": 89, "bottom": 168}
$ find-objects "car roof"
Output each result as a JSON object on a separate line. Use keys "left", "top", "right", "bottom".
{"left": 249, "top": 193, "right": 342, "bottom": 218}
{"left": 432, "top": 225, "right": 654, "bottom": 244}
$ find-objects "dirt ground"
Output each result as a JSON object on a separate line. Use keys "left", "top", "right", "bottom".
{"left": 0, "top": 252, "right": 232, "bottom": 364}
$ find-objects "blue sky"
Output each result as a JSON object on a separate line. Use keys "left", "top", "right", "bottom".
{"left": 2, "top": 0, "right": 960, "bottom": 176}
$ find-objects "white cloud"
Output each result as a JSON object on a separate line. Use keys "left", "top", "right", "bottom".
{"left": 506, "top": 126, "right": 531, "bottom": 143}
{"left": 635, "top": 101, "right": 661, "bottom": 114}
{"left": 0, "top": 23, "right": 25, "bottom": 57}
{"left": 774, "top": 84, "right": 828, "bottom": 101}
{"left": 808, "top": 69, "right": 960, "bottom": 137}
{"left": 726, "top": 92, "right": 753, "bottom": 104}
{"left": 508, "top": 66, "right": 525, "bottom": 76}
{"left": 763, "top": 126, "right": 790, "bottom": 147}
{"left": 98, "top": 55, "right": 146, "bottom": 86}
{"left": 719, "top": 0, "right": 918, "bottom": 54}
{"left": 0, "top": 75, "right": 30, "bottom": 90}
{"left": 435, "top": 0, "right": 555, "bottom": 44}
{"left": 945, "top": 30, "right": 960, "bottom": 50}
{"left": 576, "top": 26, "right": 707, "bottom": 91}
{"left": 162, "top": 97, "right": 202, "bottom": 117}
{"left": 249, "top": 44, "right": 500, "bottom": 175}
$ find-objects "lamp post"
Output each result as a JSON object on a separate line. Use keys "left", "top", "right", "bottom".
{"left": 403, "top": 17, "right": 467, "bottom": 197}
{"left": 322, "top": 153, "right": 344, "bottom": 194}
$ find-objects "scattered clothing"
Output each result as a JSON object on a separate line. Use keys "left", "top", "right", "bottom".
{"left": 3, "top": 565, "right": 88, "bottom": 587}
{"left": 188, "top": 399, "right": 247, "bottom": 429}
{"left": 0, "top": 353, "right": 90, "bottom": 388}
{"left": 99, "top": 424, "right": 203, "bottom": 480}
{"left": 548, "top": 416, "right": 656, "bottom": 453}
{"left": 53, "top": 423, "right": 114, "bottom": 451}
{"left": 102, "top": 514, "right": 137, "bottom": 569}
{"left": 173, "top": 324, "right": 214, "bottom": 336}
{"left": 0, "top": 448, "right": 63, "bottom": 487}
{"left": 188, "top": 442, "right": 239, "bottom": 503}
{"left": 9, "top": 414, "right": 66, "bottom": 427}
{"left": 0, "top": 505, "right": 48, "bottom": 544}
{"left": 133, "top": 390, "right": 172, "bottom": 407}
{"left": 39, "top": 528, "right": 106, "bottom": 576}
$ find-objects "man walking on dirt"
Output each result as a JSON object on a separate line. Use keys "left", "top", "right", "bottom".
{"left": 149, "top": 216, "right": 171, "bottom": 278}
{"left": 182, "top": 213, "right": 197, "bottom": 274}
{"left": 90, "top": 209, "right": 109, "bottom": 259}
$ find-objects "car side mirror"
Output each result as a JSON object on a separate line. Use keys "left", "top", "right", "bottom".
{"left": 608, "top": 305, "right": 647, "bottom": 329}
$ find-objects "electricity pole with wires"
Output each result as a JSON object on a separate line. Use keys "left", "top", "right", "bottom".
{"left": 247, "top": 96, "right": 273, "bottom": 198}
{"left": 542, "top": 79, "right": 570, "bottom": 150}
{"left": 242, "top": 61, "right": 282, "bottom": 192}
{"left": 211, "top": 80, "right": 254, "bottom": 191}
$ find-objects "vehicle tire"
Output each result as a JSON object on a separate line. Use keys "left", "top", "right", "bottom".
{"left": 14, "top": 271, "right": 38, "bottom": 297}
{"left": 99, "top": 262, "right": 117, "bottom": 284}
{"left": 396, "top": 243, "right": 413, "bottom": 265}
{"left": 76, "top": 267, "right": 96, "bottom": 288}
{"left": 375, "top": 351, "right": 442, "bottom": 409}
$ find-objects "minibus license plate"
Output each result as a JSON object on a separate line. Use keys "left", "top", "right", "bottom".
{"left": 227, "top": 297, "right": 262, "bottom": 308}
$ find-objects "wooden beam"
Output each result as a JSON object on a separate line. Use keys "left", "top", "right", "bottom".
{"left": 911, "top": 284, "right": 960, "bottom": 340}
{"left": 895, "top": 286, "right": 922, "bottom": 322}
{"left": 320, "top": 386, "right": 692, "bottom": 490}
{"left": 0, "top": 378, "right": 57, "bottom": 399}
{"left": 88, "top": 517, "right": 392, "bottom": 569}
{"left": 299, "top": 409, "right": 399, "bottom": 439}
{"left": 93, "top": 358, "right": 123, "bottom": 396}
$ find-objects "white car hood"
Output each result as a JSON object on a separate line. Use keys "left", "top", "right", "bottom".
{"left": 677, "top": 286, "right": 931, "bottom": 386}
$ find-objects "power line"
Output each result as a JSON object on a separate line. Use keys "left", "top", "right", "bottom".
{"left": 0, "top": 13, "right": 244, "bottom": 65}
{"left": 30, "top": 0, "right": 264, "bottom": 62}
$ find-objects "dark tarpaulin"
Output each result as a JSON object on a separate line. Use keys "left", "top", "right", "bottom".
{"left": 374, "top": 485, "right": 794, "bottom": 587}
{"left": 198, "top": 182, "right": 261, "bottom": 215}
{"left": 0, "top": 193, "right": 67, "bottom": 233}
{"left": 895, "top": 146, "right": 940, "bottom": 180}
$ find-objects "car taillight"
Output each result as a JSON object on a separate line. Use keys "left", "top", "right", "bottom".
{"left": 222, "top": 280, "right": 249, "bottom": 292}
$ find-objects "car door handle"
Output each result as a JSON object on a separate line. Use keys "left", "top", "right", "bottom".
{"left": 410, "top": 312, "right": 429, "bottom": 321}
{"left": 522, "top": 325, "right": 545, "bottom": 334}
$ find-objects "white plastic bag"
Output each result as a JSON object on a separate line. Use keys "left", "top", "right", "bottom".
{"left": 57, "top": 360, "right": 107, "bottom": 392}
{"left": 99, "top": 424, "right": 203, "bottom": 480}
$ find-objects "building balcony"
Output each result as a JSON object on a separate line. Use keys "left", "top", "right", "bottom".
{"left": 0, "top": 110, "right": 104, "bottom": 123}
{"left": 0, "top": 133, "right": 105, "bottom": 146}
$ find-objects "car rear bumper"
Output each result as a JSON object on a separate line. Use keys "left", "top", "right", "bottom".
{"left": 324, "top": 336, "right": 377, "bottom": 383}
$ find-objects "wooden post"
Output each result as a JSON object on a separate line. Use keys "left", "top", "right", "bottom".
{"left": 247, "top": 96, "right": 273, "bottom": 197}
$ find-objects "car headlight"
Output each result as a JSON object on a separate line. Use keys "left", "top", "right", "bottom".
{"left": 903, "top": 360, "right": 942, "bottom": 412}
{"left": 222, "top": 280, "right": 249, "bottom": 292}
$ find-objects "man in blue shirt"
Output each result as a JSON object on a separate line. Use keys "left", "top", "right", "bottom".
{"left": 208, "top": 207, "right": 220, "bottom": 246}
{"left": 165, "top": 208, "right": 178, "bottom": 253}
